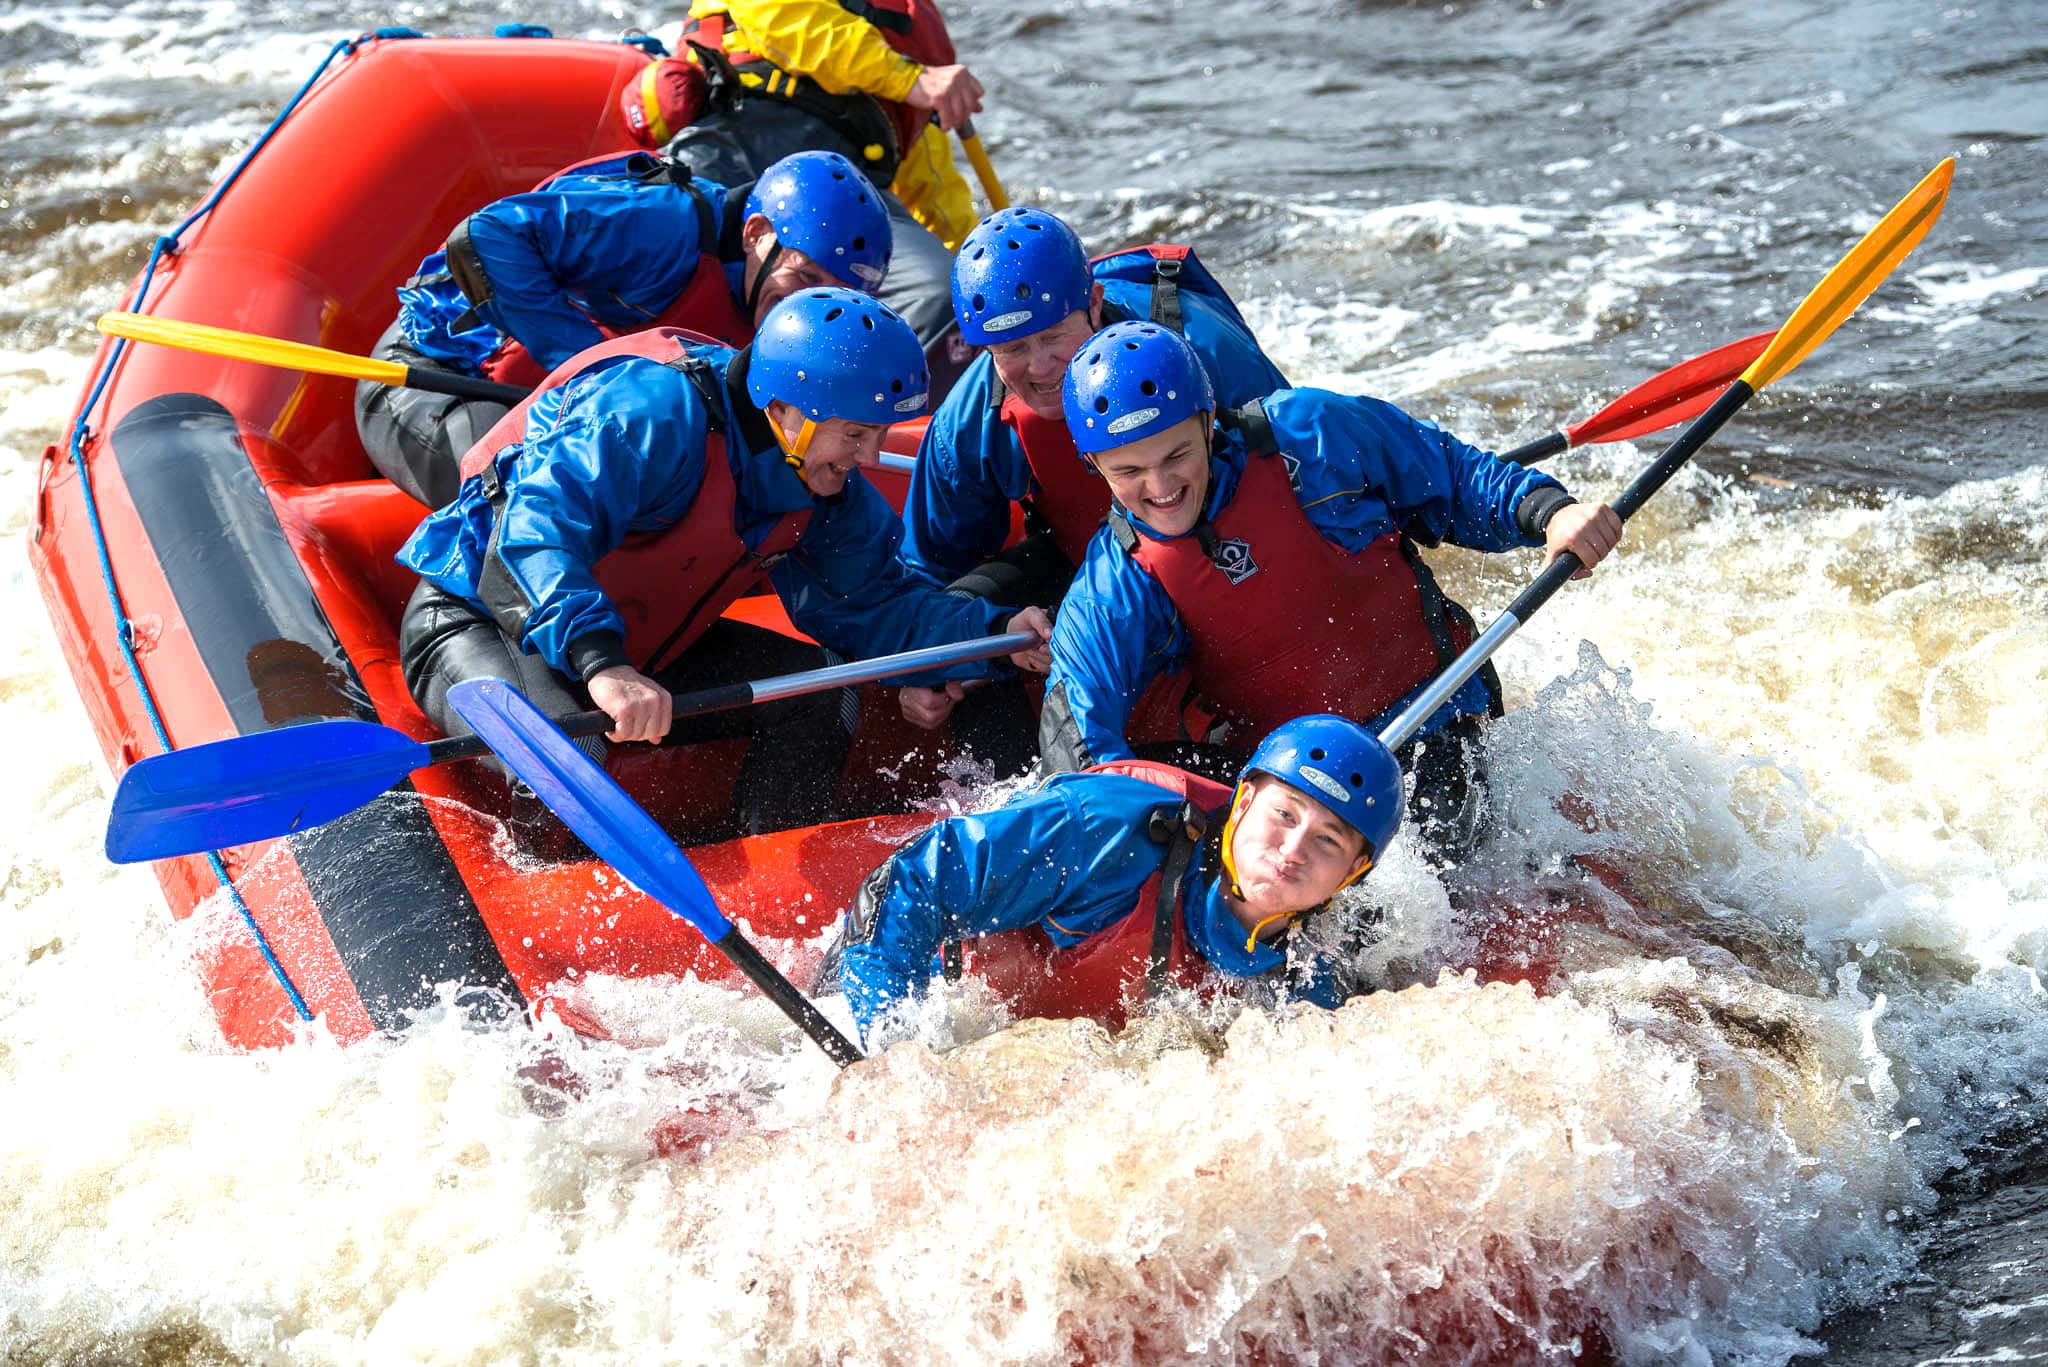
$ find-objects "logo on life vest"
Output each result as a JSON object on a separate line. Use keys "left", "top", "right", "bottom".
{"left": 983, "top": 309, "right": 1034, "bottom": 333}
{"left": 1281, "top": 450, "right": 1303, "bottom": 491}
{"left": 1295, "top": 765, "right": 1351, "bottom": 804}
{"left": 1106, "top": 406, "right": 1161, "bottom": 435}
{"left": 1210, "top": 536, "right": 1259, "bottom": 585}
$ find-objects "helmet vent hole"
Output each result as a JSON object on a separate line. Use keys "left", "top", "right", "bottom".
{"left": 862, "top": 314, "right": 875, "bottom": 329}
{"left": 972, "top": 293, "right": 986, "bottom": 311}
{"left": 1093, "top": 397, "right": 1109, "bottom": 414}
{"left": 891, "top": 379, "right": 903, "bottom": 393}
{"left": 1015, "top": 283, "right": 1031, "bottom": 299}
{"left": 1006, "top": 239, "right": 1020, "bottom": 250}
{"left": 1122, "top": 340, "right": 1139, "bottom": 351}
{"left": 824, "top": 307, "right": 844, "bottom": 322}
{"left": 852, "top": 235, "right": 866, "bottom": 249}
{"left": 1349, "top": 773, "right": 1362, "bottom": 787}
{"left": 1139, "top": 379, "right": 1157, "bottom": 396}
{"left": 1309, "top": 748, "right": 1326, "bottom": 761}
{"left": 1026, "top": 223, "right": 1041, "bottom": 231}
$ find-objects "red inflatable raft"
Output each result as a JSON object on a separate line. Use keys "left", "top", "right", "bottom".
{"left": 31, "top": 33, "right": 953, "bottom": 1050}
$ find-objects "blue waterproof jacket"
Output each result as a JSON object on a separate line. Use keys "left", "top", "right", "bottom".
{"left": 396, "top": 343, "right": 1009, "bottom": 680}
{"left": 397, "top": 155, "right": 744, "bottom": 375}
{"left": 1044, "top": 387, "right": 1575, "bottom": 762}
{"left": 900, "top": 272, "right": 1290, "bottom": 584}
{"left": 835, "top": 770, "right": 1344, "bottom": 1042}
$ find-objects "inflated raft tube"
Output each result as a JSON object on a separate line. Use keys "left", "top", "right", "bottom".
{"left": 32, "top": 35, "right": 930, "bottom": 1050}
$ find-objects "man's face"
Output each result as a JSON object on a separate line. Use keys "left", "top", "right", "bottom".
{"left": 743, "top": 216, "right": 852, "bottom": 322}
{"left": 984, "top": 286, "right": 1102, "bottom": 420}
{"left": 1225, "top": 775, "right": 1372, "bottom": 931}
{"left": 1088, "top": 414, "right": 1211, "bottom": 537}
{"left": 767, "top": 400, "right": 889, "bottom": 496}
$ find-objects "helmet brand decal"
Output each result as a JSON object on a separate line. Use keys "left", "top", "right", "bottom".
{"left": 850, "top": 262, "right": 884, "bottom": 285}
{"left": 983, "top": 309, "right": 1034, "bottom": 332}
{"left": 894, "top": 392, "right": 927, "bottom": 413}
{"left": 1210, "top": 536, "right": 1259, "bottom": 585}
{"left": 1106, "top": 406, "right": 1161, "bottom": 435}
{"left": 1296, "top": 765, "right": 1351, "bottom": 804}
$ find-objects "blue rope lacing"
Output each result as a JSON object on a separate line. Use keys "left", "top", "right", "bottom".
{"left": 70, "top": 23, "right": 663, "bottom": 1027}
{"left": 66, "top": 32, "right": 403, "bottom": 1026}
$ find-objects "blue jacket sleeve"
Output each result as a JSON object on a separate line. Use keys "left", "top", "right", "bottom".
{"left": 486, "top": 362, "right": 709, "bottom": 672}
{"left": 900, "top": 358, "right": 1022, "bottom": 584}
{"left": 836, "top": 776, "right": 1169, "bottom": 1040}
{"left": 463, "top": 180, "right": 706, "bottom": 372}
{"left": 1040, "top": 530, "right": 1185, "bottom": 769}
{"left": 1263, "top": 388, "right": 1568, "bottom": 553}
{"left": 771, "top": 475, "right": 1011, "bottom": 682}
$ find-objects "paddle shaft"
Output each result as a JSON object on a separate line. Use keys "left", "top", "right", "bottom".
{"left": 1380, "top": 380, "right": 1753, "bottom": 751}
{"left": 717, "top": 932, "right": 864, "bottom": 1066}
{"left": 424, "top": 627, "right": 1042, "bottom": 765}
{"left": 957, "top": 119, "right": 1009, "bottom": 210}
{"left": 407, "top": 367, "right": 530, "bottom": 405}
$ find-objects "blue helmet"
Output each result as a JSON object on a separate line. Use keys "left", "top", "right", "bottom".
{"left": 1242, "top": 715, "right": 1403, "bottom": 862}
{"left": 1062, "top": 320, "right": 1215, "bottom": 457}
{"left": 744, "top": 151, "right": 893, "bottom": 294}
{"left": 747, "top": 287, "right": 929, "bottom": 424}
{"left": 951, "top": 207, "right": 1092, "bottom": 346}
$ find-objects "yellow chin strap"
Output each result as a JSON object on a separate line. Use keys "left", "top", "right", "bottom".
{"left": 1222, "top": 779, "right": 1377, "bottom": 953}
{"left": 771, "top": 413, "right": 819, "bottom": 485}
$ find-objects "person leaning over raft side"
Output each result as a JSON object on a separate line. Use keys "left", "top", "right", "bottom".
{"left": 358, "top": 149, "right": 893, "bottom": 508}
{"left": 394, "top": 288, "right": 1051, "bottom": 838}
{"left": 820, "top": 714, "right": 1400, "bottom": 1047}
{"left": 1040, "top": 323, "right": 1624, "bottom": 865}
{"left": 891, "top": 206, "right": 1291, "bottom": 774}
{"left": 664, "top": 0, "right": 983, "bottom": 390}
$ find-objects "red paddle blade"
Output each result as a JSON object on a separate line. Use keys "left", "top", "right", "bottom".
{"left": 1566, "top": 330, "right": 1776, "bottom": 447}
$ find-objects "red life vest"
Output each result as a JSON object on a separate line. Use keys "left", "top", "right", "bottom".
{"left": 995, "top": 244, "right": 1239, "bottom": 568}
{"left": 683, "top": 0, "right": 955, "bottom": 185}
{"left": 458, "top": 328, "right": 809, "bottom": 675}
{"left": 466, "top": 154, "right": 752, "bottom": 388}
{"left": 1112, "top": 403, "right": 1473, "bottom": 737}
{"left": 959, "top": 760, "right": 1234, "bottom": 1028}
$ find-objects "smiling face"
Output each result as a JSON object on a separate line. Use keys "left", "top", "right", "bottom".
{"left": 742, "top": 216, "right": 850, "bottom": 323}
{"left": 1224, "top": 774, "right": 1373, "bottom": 935}
{"left": 1088, "top": 413, "right": 1213, "bottom": 537}
{"left": 985, "top": 285, "right": 1103, "bottom": 419}
{"left": 765, "top": 400, "right": 889, "bottom": 496}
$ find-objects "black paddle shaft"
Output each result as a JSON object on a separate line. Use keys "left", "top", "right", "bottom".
{"left": 1503, "top": 379, "right": 1755, "bottom": 624}
{"left": 718, "top": 931, "right": 866, "bottom": 1066}
{"left": 403, "top": 366, "right": 532, "bottom": 405}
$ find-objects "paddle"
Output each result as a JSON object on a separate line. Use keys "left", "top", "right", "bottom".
{"left": 104, "top": 628, "right": 1041, "bottom": 864}
{"left": 447, "top": 677, "right": 864, "bottom": 1067}
{"left": 1379, "top": 156, "right": 1955, "bottom": 753}
{"left": 97, "top": 312, "right": 531, "bottom": 406}
{"left": 956, "top": 118, "right": 1009, "bottom": 211}
{"left": 1500, "top": 329, "right": 1776, "bottom": 465}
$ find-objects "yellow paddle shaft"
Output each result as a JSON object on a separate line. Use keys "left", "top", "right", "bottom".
{"left": 957, "top": 120, "right": 1009, "bottom": 211}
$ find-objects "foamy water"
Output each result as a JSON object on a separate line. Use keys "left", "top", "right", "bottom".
{"left": 5, "top": 0, "right": 2047, "bottom": 1361}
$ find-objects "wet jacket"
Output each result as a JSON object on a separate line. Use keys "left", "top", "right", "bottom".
{"left": 685, "top": 0, "right": 976, "bottom": 246}
{"left": 835, "top": 768, "right": 1344, "bottom": 1041}
{"left": 396, "top": 155, "right": 747, "bottom": 377}
{"left": 395, "top": 340, "right": 1008, "bottom": 681}
{"left": 902, "top": 266, "right": 1290, "bottom": 584}
{"left": 1042, "top": 387, "right": 1574, "bottom": 765}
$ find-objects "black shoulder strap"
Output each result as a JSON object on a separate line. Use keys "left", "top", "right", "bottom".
{"left": 1220, "top": 397, "right": 1277, "bottom": 459}
{"left": 1107, "top": 505, "right": 1141, "bottom": 556}
{"left": 1144, "top": 800, "right": 1211, "bottom": 1001}
{"left": 1149, "top": 255, "right": 1184, "bottom": 333}
{"left": 838, "top": 0, "right": 913, "bottom": 35}
{"left": 663, "top": 351, "right": 729, "bottom": 435}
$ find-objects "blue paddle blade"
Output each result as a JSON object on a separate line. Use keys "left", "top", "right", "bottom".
{"left": 445, "top": 678, "right": 735, "bottom": 943}
{"left": 104, "top": 719, "right": 435, "bottom": 864}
